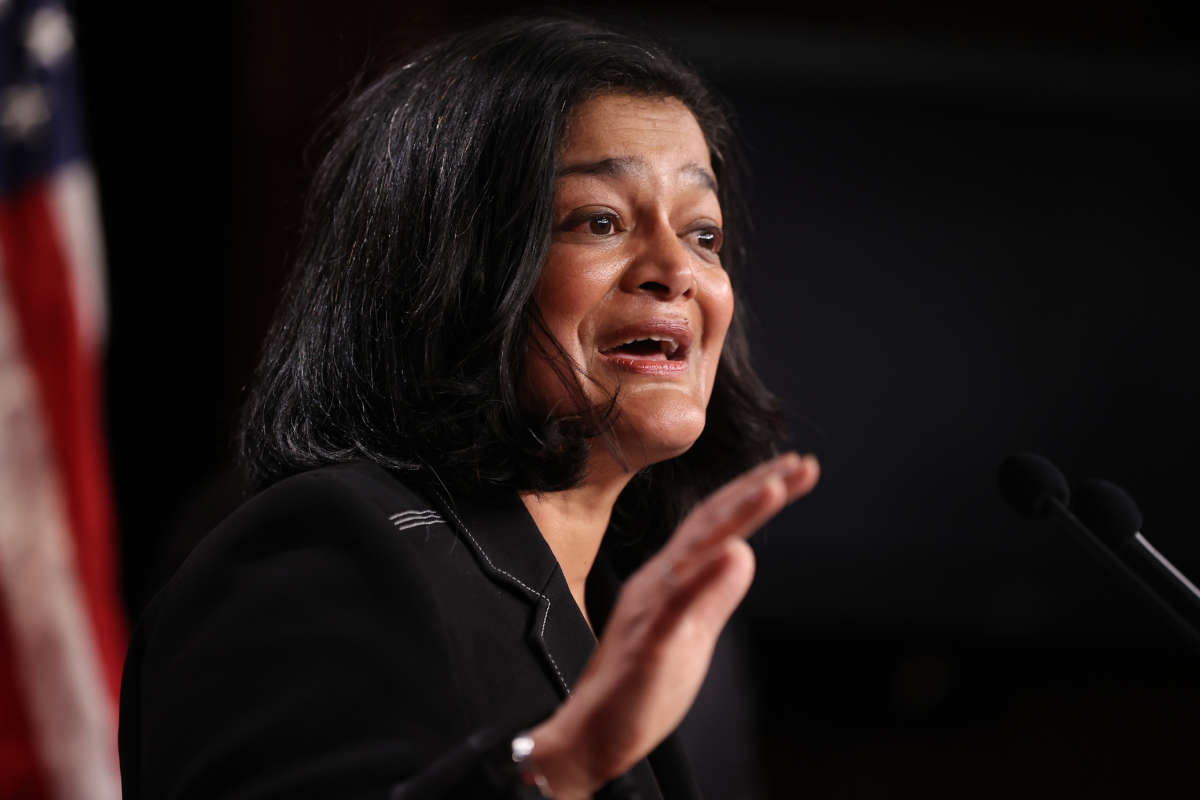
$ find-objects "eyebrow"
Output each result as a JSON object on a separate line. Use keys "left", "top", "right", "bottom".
{"left": 555, "top": 156, "right": 718, "bottom": 193}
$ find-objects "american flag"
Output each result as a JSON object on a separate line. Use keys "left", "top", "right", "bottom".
{"left": 0, "top": 0, "right": 124, "bottom": 797}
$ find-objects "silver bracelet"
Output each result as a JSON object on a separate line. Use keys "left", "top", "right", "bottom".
{"left": 511, "top": 731, "right": 554, "bottom": 798}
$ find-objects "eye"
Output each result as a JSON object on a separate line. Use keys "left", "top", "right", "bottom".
{"left": 560, "top": 209, "right": 623, "bottom": 239}
{"left": 690, "top": 226, "right": 723, "bottom": 254}
{"left": 587, "top": 214, "right": 615, "bottom": 236}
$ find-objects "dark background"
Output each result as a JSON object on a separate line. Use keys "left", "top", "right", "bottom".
{"left": 74, "top": 2, "right": 1199, "bottom": 797}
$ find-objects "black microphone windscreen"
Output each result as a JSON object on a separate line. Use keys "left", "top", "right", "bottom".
{"left": 1072, "top": 479, "right": 1143, "bottom": 547}
{"left": 998, "top": 452, "right": 1070, "bottom": 518}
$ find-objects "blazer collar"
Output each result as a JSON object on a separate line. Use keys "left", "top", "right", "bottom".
{"left": 425, "top": 483, "right": 597, "bottom": 699}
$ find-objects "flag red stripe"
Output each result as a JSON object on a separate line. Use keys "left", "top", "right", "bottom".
{"left": 0, "top": 608, "right": 51, "bottom": 799}
{"left": 0, "top": 183, "right": 126, "bottom": 704}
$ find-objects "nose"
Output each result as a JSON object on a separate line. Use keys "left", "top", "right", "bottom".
{"left": 619, "top": 218, "right": 696, "bottom": 301}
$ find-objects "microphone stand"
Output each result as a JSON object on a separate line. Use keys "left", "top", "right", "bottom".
{"left": 1043, "top": 496, "right": 1200, "bottom": 659}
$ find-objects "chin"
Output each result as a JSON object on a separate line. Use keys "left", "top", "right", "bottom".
{"left": 612, "top": 401, "right": 707, "bottom": 471}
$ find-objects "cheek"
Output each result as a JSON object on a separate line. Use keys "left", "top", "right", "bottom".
{"left": 520, "top": 325, "right": 591, "bottom": 418}
{"left": 533, "top": 251, "right": 613, "bottom": 355}
{"left": 522, "top": 259, "right": 610, "bottom": 413}
{"left": 701, "top": 270, "right": 735, "bottom": 377}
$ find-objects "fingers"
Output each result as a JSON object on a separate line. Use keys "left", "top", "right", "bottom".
{"left": 659, "top": 538, "right": 757, "bottom": 632}
{"left": 782, "top": 452, "right": 820, "bottom": 502}
{"left": 632, "top": 451, "right": 818, "bottom": 641}
{"left": 638, "top": 537, "right": 756, "bottom": 653}
{"left": 670, "top": 452, "right": 818, "bottom": 559}
{"left": 714, "top": 452, "right": 818, "bottom": 526}
{"left": 701, "top": 451, "right": 805, "bottom": 510}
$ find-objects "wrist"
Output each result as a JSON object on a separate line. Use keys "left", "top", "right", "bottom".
{"left": 520, "top": 714, "right": 602, "bottom": 800}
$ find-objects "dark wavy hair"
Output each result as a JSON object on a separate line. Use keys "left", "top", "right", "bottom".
{"left": 240, "top": 16, "right": 783, "bottom": 549}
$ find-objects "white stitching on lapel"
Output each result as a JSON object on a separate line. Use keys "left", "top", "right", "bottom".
{"left": 427, "top": 490, "right": 570, "bottom": 694}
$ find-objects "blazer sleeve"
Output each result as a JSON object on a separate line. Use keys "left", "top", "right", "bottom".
{"left": 118, "top": 469, "right": 551, "bottom": 800}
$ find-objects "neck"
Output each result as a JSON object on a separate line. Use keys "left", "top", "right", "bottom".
{"left": 519, "top": 454, "right": 632, "bottom": 630}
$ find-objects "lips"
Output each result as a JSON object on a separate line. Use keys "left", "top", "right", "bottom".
{"left": 598, "top": 319, "right": 693, "bottom": 373}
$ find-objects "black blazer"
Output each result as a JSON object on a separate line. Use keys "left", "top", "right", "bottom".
{"left": 119, "top": 460, "right": 701, "bottom": 799}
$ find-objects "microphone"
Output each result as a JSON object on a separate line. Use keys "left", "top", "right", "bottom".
{"left": 1072, "top": 478, "right": 1200, "bottom": 644}
{"left": 998, "top": 453, "right": 1200, "bottom": 656}
{"left": 997, "top": 452, "right": 1069, "bottom": 518}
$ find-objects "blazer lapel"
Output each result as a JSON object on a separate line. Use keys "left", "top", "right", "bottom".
{"left": 426, "top": 484, "right": 596, "bottom": 699}
{"left": 425, "top": 483, "right": 681, "bottom": 799}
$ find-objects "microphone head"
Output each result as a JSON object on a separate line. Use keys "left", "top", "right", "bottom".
{"left": 998, "top": 452, "right": 1070, "bottom": 518}
{"left": 1072, "top": 478, "right": 1143, "bottom": 547}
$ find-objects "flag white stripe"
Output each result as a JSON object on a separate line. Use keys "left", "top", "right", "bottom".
{"left": 48, "top": 164, "right": 108, "bottom": 352}
{"left": 0, "top": 268, "right": 120, "bottom": 800}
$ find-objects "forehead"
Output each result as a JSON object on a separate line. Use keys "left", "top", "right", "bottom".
{"left": 559, "top": 93, "right": 713, "bottom": 173}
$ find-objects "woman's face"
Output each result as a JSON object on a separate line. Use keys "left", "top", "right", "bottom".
{"left": 527, "top": 93, "right": 734, "bottom": 472}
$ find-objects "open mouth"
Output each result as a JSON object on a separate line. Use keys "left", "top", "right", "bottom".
{"left": 597, "top": 321, "right": 693, "bottom": 373}
{"left": 600, "top": 335, "right": 685, "bottom": 361}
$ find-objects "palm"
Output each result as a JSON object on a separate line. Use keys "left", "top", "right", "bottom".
{"left": 535, "top": 452, "right": 820, "bottom": 794}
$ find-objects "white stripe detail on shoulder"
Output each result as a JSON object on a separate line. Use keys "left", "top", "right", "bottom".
{"left": 389, "top": 509, "right": 444, "bottom": 532}
{"left": 391, "top": 513, "right": 448, "bottom": 525}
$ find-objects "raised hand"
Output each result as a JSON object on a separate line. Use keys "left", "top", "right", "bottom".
{"left": 527, "top": 452, "right": 820, "bottom": 798}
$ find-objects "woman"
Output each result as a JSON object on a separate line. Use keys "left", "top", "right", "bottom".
{"left": 119, "top": 17, "right": 818, "bottom": 799}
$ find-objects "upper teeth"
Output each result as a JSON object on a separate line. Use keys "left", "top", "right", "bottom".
{"left": 614, "top": 335, "right": 678, "bottom": 356}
